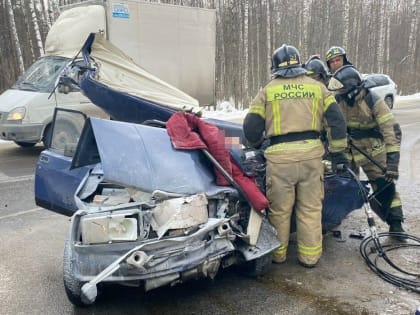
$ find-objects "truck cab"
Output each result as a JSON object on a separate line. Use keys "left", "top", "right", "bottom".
{"left": 0, "top": 1, "right": 216, "bottom": 148}
{"left": 0, "top": 56, "right": 102, "bottom": 147}
{"left": 0, "top": 5, "right": 107, "bottom": 147}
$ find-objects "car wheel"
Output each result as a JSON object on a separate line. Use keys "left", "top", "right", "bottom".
{"left": 239, "top": 252, "right": 273, "bottom": 277}
{"left": 384, "top": 96, "right": 393, "bottom": 109}
{"left": 63, "top": 238, "right": 91, "bottom": 307}
{"left": 14, "top": 141, "right": 36, "bottom": 148}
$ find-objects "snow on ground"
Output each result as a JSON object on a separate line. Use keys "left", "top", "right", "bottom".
{"left": 203, "top": 107, "right": 247, "bottom": 122}
{"left": 397, "top": 92, "right": 420, "bottom": 100}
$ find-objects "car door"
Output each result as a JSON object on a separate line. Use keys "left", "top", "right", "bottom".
{"left": 35, "top": 108, "right": 93, "bottom": 216}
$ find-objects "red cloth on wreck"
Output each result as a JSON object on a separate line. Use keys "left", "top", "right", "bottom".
{"left": 166, "top": 112, "right": 269, "bottom": 212}
{"left": 166, "top": 112, "right": 232, "bottom": 185}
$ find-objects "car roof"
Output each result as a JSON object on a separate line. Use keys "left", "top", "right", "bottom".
{"left": 362, "top": 73, "right": 394, "bottom": 85}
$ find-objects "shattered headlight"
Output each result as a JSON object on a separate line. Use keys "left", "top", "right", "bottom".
{"left": 80, "top": 213, "right": 138, "bottom": 244}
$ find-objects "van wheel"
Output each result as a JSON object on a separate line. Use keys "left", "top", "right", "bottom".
{"left": 384, "top": 96, "right": 393, "bottom": 109}
{"left": 42, "top": 125, "right": 52, "bottom": 148}
{"left": 14, "top": 141, "right": 36, "bottom": 148}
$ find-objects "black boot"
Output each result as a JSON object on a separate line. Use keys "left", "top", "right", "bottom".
{"left": 388, "top": 220, "right": 408, "bottom": 241}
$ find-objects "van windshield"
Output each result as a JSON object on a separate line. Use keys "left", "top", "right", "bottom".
{"left": 13, "top": 56, "right": 70, "bottom": 92}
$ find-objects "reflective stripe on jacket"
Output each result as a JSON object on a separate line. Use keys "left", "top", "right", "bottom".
{"left": 337, "top": 89, "right": 401, "bottom": 164}
{"left": 246, "top": 75, "right": 347, "bottom": 162}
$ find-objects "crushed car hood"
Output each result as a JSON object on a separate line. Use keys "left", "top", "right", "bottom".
{"left": 72, "top": 117, "right": 237, "bottom": 196}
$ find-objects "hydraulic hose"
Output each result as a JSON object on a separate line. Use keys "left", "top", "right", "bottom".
{"left": 360, "top": 233, "right": 420, "bottom": 293}
{"left": 343, "top": 166, "right": 420, "bottom": 293}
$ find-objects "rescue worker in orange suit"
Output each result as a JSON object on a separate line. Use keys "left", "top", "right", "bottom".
{"left": 325, "top": 46, "right": 352, "bottom": 74}
{"left": 328, "top": 65, "right": 407, "bottom": 240}
{"left": 243, "top": 44, "right": 348, "bottom": 268}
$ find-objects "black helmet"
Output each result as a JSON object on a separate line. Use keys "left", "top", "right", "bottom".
{"left": 325, "top": 46, "right": 351, "bottom": 70}
{"left": 303, "top": 55, "right": 329, "bottom": 84}
{"left": 328, "top": 65, "right": 362, "bottom": 95}
{"left": 271, "top": 44, "right": 306, "bottom": 78}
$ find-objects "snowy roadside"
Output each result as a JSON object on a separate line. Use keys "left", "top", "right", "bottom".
{"left": 202, "top": 93, "right": 420, "bottom": 124}
{"left": 397, "top": 92, "right": 420, "bottom": 100}
{"left": 203, "top": 108, "right": 247, "bottom": 124}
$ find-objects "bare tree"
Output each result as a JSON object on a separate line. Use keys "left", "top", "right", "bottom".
{"left": 6, "top": 0, "right": 25, "bottom": 74}
{"left": 2, "top": 0, "right": 420, "bottom": 99}
{"left": 29, "top": 0, "right": 45, "bottom": 56}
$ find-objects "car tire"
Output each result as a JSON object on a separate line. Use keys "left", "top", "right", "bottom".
{"left": 239, "top": 252, "right": 273, "bottom": 277}
{"left": 384, "top": 96, "right": 393, "bottom": 109}
{"left": 14, "top": 141, "right": 36, "bottom": 148}
{"left": 63, "top": 238, "right": 91, "bottom": 307}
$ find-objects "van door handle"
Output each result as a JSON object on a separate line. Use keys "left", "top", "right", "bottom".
{"left": 39, "top": 155, "right": 49, "bottom": 163}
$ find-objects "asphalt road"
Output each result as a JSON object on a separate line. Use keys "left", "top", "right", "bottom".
{"left": 0, "top": 98, "right": 419, "bottom": 314}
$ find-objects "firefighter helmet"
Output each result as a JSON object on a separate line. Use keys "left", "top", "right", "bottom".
{"left": 325, "top": 46, "right": 351, "bottom": 71}
{"left": 303, "top": 55, "right": 329, "bottom": 84}
{"left": 271, "top": 44, "right": 306, "bottom": 78}
{"left": 328, "top": 65, "right": 362, "bottom": 95}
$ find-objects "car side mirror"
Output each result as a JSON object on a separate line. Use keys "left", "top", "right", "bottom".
{"left": 57, "top": 76, "right": 80, "bottom": 94}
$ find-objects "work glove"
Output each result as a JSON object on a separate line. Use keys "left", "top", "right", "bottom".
{"left": 330, "top": 152, "right": 350, "bottom": 174}
{"left": 385, "top": 152, "right": 400, "bottom": 182}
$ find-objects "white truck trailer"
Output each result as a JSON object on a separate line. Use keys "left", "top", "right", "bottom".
{"left": 0, "top": 0, "right": 216, "bottom": 147}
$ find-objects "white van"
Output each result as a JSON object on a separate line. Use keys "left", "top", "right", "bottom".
{"left": 0, "top": 56, "right": 106, "bottom": 147}
{"left": 0, "top": 1, "right": 216, "bottom": 147}
{"left": 0, "top": 5, "right": 107, "bottom": 147}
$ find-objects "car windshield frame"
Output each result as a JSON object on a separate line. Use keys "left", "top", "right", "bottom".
{"left": 13, "top": 56, "right": 71, "bottom": 93}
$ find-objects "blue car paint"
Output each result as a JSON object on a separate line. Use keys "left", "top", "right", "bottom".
{"left": 35, "top": 150, "right": 92, "bottom": 216}
{"left": 80, "top": 74, "right": 176, "bottom": 124}
{"left": 35, "top": 115, "right": 368, "bottom": 228}
{"left": 79, "top": 34, "right": 244, "bottom": 141}
{"left": 322, "top": 174, "right": 367, "bottom": 227}
{"left": 78, "top": 118, "right": 232, "bottom": 195}
{"left": 35, "top": 116, "right": 241, "bottom": 216}
{"left": 80, "top": 73, "right": 244, "bottom": 140}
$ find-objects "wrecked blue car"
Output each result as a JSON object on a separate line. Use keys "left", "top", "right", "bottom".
{"left": 34, "top": 33, "right": 366, "bottom": 306}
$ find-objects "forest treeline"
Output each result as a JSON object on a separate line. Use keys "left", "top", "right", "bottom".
{"left": 1, "top": 0, "right": 419, "bottom": 108}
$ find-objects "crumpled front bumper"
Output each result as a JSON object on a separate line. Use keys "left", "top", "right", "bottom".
{"left": 0, "top": 120, "right": 43, "bottom": 142}
{"left": 68, "top": 208, "right": 279, "bottom": 289}
{"left": 68, "top": 210, "right": 279, "bottom": 289}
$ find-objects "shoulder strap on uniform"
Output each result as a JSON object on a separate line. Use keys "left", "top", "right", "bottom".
{"left": 364, "top": 89, "right": 380, "bottom": 109}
